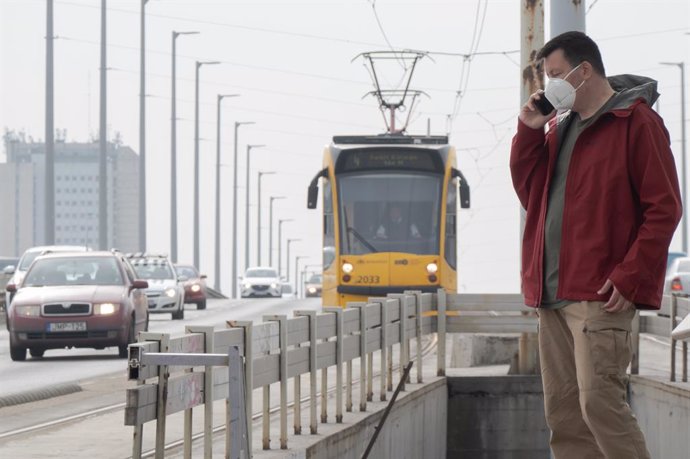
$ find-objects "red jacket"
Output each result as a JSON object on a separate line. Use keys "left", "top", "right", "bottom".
{"left": 510, "top": 94, "right": 682, "bottom": 310}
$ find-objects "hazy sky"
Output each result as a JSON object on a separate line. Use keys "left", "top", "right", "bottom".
{"left": 1, "top": 0, "right": 688, "bottom": 295}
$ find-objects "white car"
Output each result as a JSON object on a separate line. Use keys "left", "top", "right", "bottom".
{"left": 241, "top": 267, "right": 282, "bottom": 298}
{"left": 128, "top": 254, "right": 186, "bottom": 320}
{"left": 664, "top": 256, "right": 690, "bottom": 296}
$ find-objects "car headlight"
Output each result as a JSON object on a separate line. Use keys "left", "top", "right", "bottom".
{"left": 164, "top": 288, "right": 177, "bottom": 298}
{"left": 15, "top": 305, "right": 40, "bottom": 317}
{"left": 342, "top": 262, "right": 353, "bottom": 274}
{"left": 190, "top": 284, "right": 201, "bottom": 293}
{"left": 94, "top": 303, "right": 120, "bottom": 315}
{"left": 308, "top": 287, "right": 316, "bottom": 293}
{"left": 426, "top": 262, "right": 438, "bottom": 274}
{"left": 270, "top": 282, "right": 279, "bottom": 289}
{"left": 243, "top": 282, "right": 252, "bottom": 289}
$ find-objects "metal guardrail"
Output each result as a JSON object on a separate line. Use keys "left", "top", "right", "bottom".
{"left": 125, "top": 290, "right": 690, "bottom": 458}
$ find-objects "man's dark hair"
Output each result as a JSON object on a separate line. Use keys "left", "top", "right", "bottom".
{"left": 537, "top": 31, "right": 606, "bottom": 76}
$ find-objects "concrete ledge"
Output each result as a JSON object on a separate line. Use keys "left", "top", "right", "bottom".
{"left": 450, "top": 333, "right": 519, "bottom": 369}
{"left": 0, "top": 383, "right": 82, "bottom": 408}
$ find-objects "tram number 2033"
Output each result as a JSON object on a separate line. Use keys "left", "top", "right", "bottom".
{"left": 355, "top": 275, "right": 381, "bottom": 284}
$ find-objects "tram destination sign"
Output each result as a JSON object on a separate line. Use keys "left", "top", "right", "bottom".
{"left": 338, "top": 148, "right": 443, "bottom": 173}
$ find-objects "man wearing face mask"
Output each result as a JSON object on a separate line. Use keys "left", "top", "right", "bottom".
{"left": 510, "top": 31, "right": 681, "bottom": 459}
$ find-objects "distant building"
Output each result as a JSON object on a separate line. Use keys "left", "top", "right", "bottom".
{"left": 0, "top": 132, "right": 140, "bottom": 256}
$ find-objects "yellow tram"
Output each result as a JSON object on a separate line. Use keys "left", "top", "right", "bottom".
{"left": 307, "top": 134, "right": 470, "bottom": 307}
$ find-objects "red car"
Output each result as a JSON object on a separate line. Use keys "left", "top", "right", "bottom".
{"left": 175, "top": 264, "right": 207, "bottom": 310}
{"left": 6, "top": 251, "right": 149, "bottom": 361}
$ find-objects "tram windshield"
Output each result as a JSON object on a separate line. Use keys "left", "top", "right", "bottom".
{"left": 338, "top": 172, "right": 442, "bottom": 255}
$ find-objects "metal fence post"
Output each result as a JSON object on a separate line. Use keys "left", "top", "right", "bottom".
{"left": 295, "top": 310, "right": 318, "bottom": 434}
{"left": 324, "top": 307, "right": 344, "bottom": 422}
{"left": 351, "top": 303, "right": 368, "bottom": 411}
{"left": 379, "top": 299, "right": 389, "bottom": 400}
{"left": 409, "top": 291, "right": 424, "bottom": 383}
{"left": 264, "top": 315, "right": 288, "bottom": 449}
{"left": 154, "top": 334, "right": 171, "bottom": 459}
{"left": 671, "top": 295, "right": 678, "bottom": 382}
{"left": 228, "top": 320, "right": 253, "bottom": 457}
{"left": 397, "top": 296, "right": 408, "bottom": 391}
{"left": 186, "top": 326, "right": 215, "bottom": 459}
{"left": 437, "top": 289, "right": 447, "bottom": 376}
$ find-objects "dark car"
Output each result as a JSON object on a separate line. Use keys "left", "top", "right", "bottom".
{"left": 6, "top": 251, "right": 149, "bottom": 361}
{"left": 175, "top": 264, "right": 208, "bottom": 310}
{"left": 304, "top": 273, "right": 323, "bottom": 298}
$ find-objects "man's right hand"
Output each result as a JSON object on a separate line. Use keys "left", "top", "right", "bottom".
{"left": 519, "top": 90, "right": 556, "bottom": 129}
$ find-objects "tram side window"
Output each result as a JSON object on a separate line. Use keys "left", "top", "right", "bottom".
{"left": 323, "top": 180, "right": 335, "bottom": 269}
{"left": 445, "top": 179, "right": 457, "bottom": 269}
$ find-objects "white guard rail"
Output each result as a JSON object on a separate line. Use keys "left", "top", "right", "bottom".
{"left": 124, "top": 291, "right": 689, "bottom": 458}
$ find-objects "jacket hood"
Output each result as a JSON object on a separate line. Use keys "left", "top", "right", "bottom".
{"left": 607, "top": 74, "right": 659, "bottom": 109}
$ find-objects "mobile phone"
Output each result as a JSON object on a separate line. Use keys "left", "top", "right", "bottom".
{"left": 533, "top": 94, "right": 554, "bottom": 116}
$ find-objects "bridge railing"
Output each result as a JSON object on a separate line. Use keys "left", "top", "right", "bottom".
{"left": 124, "top": 290, "right": 689, "bottom": 458}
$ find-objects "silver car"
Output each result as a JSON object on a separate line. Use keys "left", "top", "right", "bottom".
{"left": 241, "top": 267, "right": 282, "bottom": 298}
{"left": 128, "top": 254, "right": 185, "bottom": 320}
{"left": 664, "top": 256, "right": 690, "bottom": 296}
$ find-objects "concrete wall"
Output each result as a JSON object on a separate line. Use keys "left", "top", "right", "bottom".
{"left": 446, "top": 375, "right": 550, "bottom": 459}
{"left": 630, "top": 376, "right": 690, "bottom": 458}
{"left": 305, "top": 378, "right": 447, "bottom": 459}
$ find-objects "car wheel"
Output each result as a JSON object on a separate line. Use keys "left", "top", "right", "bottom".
{"left": 119, "top": 320, "right": 135, "bottom": 358}
{"left": 172, "top": 308, "right": 184, "bottom": 320}
{"left": 29, "top": 348, "right": 45, "bottom": 358}
{"left": 197, "top": 299, "right": 206, "bottom": 310}
{"left": 10, "top": 340, "right": 26, "bottom": 362}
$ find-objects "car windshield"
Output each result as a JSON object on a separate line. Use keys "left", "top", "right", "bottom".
{"left": 676, "top": 260, "right": 690, "bottom": 273}
{"left": 338, "top": 172, "right": 442, "bottom": 255}
{"left": 246, "top": 269, "right": 278, "bottom": 278}
{"left": 131, "top": 259, "right": 174, "bottom": 280}
{"left": 308, "top": 274, "right": 322, "bottom": 283}
{"left": 175, "top": 266, "right": 198, "bottom": 278}
{"left": 18, "top": 251, "right": 41, "bottom": 271}
{"left": 0, "top": 258, "right": 18, "bottom": 271}
{"left": 23, "top": 256, "right": 123, "bottom": 286}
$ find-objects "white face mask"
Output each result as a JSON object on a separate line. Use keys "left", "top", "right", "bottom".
{"left": 544, "top": 63, "right": 585, "bottom": 111}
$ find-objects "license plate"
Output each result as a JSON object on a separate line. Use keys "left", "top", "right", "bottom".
{"left": 47, "top": 322, "right": 87, "bottom": 332}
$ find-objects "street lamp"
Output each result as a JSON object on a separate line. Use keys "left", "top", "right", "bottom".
{"left": 661, "top": 61, "right": 687, "bottom": 253}
{"left": 215, "top": 94, "right": 239, "bottom": 291}
{"left": 232, "top": 121, "right": 254, "bottom": 298}
{"left": 294, "top": 256, "right": 308, "bottom": 296}
{"left": 139, "top": 0, "right": 150, "bottom": 252}
{"left": 193, "top": 60, "right": 220, "bottom": 269}
{"left": 245, "top": 144, "right": 265, "bottom": 270}
{"left": 257, "top": 171, "right": 275, "bottom": 266}
{"left": 286, "top": 238, "right": 301, "bottom": 283}
{"left": 277, "top": 219, "right": 293, "bottom": 277}
{"left": 268, "top": 196, "right": 286, "bottom": 267}
{"left": 170, "top": 30, "right": 198, "bottom": 263}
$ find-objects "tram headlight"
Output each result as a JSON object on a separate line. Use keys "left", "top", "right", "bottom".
{"left": 342, "top": 262, "right": 353, "bottom": 274}
{"left": 426, "top": 263, "right": 438, "bottom": 274}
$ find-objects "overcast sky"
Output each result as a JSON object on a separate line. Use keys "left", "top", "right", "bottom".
{"left": 1, "top": 0, "right": 688, "bottom": 295}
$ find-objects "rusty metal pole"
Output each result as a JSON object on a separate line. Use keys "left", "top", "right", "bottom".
{"left": 519, "top": 0, "right": 544, "bottom": 375}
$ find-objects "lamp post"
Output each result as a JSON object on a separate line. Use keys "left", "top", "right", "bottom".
{"left": 277, "top": 219, "right": 293, "bottom": 278}
{"left": 661, "top": 61, "right": 687, "bottom": 253}
{"left": 170, "top": 30, "right": 198, "bottom": 263}
{"left": 257, "top": 171, "right": 275, "bottom": 266}
{"left": 294, "top": 256, "right": 307, "bottom": 297}
{"left": 98, "top": 0, "right": 107, "bottom": 250}
{"left": 138, "top": 0, "right": 149, "bottom": 252}
{"left": 286, "top": 238, "right": 300, "bottom": 283}
{"left": 268, "top": 196, "right": 286, "bottom": 267}
{"left": 45, "top": 0, "right": 55, "bottom": 245}
{"left": 245, "top": 144, "right": 265, "bottom": 270}
{"left": 214, "top": 94, "right": 239, "bottom": 291}
{"left": 232, "top": 121, "right": 254, "bottom": 298}
{"left": 193, "top": 60, "right": 220, "bottom": 269}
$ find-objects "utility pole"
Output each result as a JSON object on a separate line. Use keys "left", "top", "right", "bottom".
{"left": 518, "top": 0, "right": 545, "bottom": 375}
{"left": 286, "top": 238, "right": 300, "bottom": 283}
{"left": 193, "top": 60, "right": 219, "bottom": 268}
{"left": 257, "top": 171, "right": 275, "bottom": 266}
{"left": 245, "top": 144, "right": 264, "bottom": 270}
{"left": 294, "top": 256, "right": 307, "bottom": 296}
{"left": 232, "top": 121, "right": 254, "bottom": 298}
{"left": 277, "top": 219, "right": 293, "bottom": 277}
{"left": 550, "top": 0, "right": 585, "bottom": 36}
{"left": 139, "top": 0, "right": 149, "bottom": 252}
{"left": 661, "top": 62, "right": 687, "bottom": 253}
{"left": 215, "top": 94, "right": 239, "bottom": 291}
{"left": 268, "top": 196, "right": 286, "bottom": 267}
{"left": 170, "top": 30, "right": 198, "bottom": 263}
{"left": 45, "top": 0, "right": 55, "bottom": 245}
{"left": 99, "top": 0, "right": 108, "bottom": 250}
